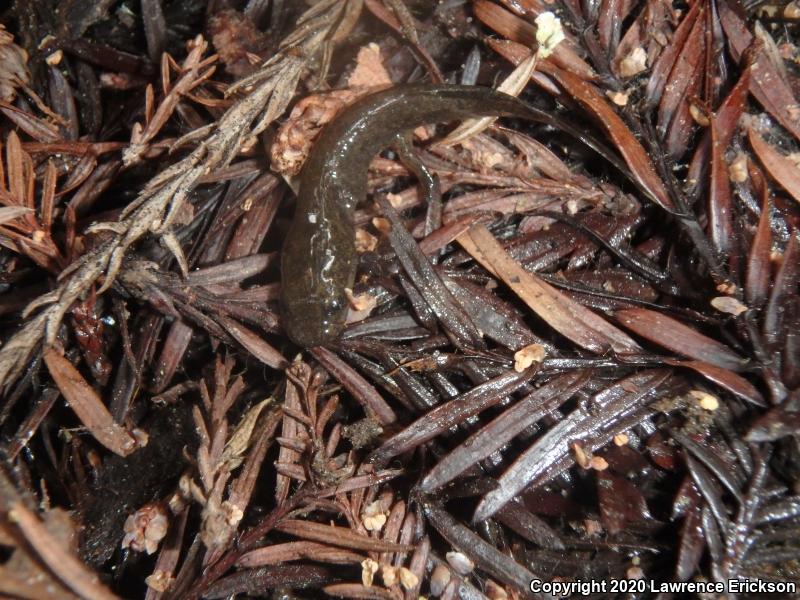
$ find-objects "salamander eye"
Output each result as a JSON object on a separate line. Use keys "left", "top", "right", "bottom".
{"left": 328, "top": 297, "right": 344, "bottom": 311}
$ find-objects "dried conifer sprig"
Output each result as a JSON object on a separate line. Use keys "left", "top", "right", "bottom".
{"left": 0, "top": 135, "right": 68, "bottom": 272}
{"left": 0, "top": 0, "right": 361, "bottom": 391}
{"left": 177, "top": 354, "right": 279, "bottom": 567}
{"left": 0, "top": 43, "right": 300, "bottom": 388}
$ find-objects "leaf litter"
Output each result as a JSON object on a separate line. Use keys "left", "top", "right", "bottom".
{"left": 0, "top": 1, "right": 799, "bottom": 598}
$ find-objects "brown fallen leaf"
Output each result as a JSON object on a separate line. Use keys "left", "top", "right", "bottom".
{"left": 664, "top": 359, "right": 765, "bottom": 406}
{"left": 458, "top": 223, "right": 641, "bottom": 354}
{"left": 748, "top": 127, "right": 800, "bottom": 205}
{"left": 43, "top": 348, "right": 139, "bottom": 457}
{"left": 237, "top": 541, "right": 364, "bottom": 568}
{"left": 718, "top": 0, "right": 800, "bottom": 142}
{"left": 656, "top": 5, "right": 706, "bottom": 159}
{"left": 545, "top": 65, "right": 674, "bottom": 211}
{"left": 645, "top": 1, "right": 703, "bottom": 107}
{"left": 745, "top": 168, "right": 773, "bottom": 308}
{"left": 8, "top": 502, "right": 120, "bottom": 600}
{"left": 615, "top": 308, "right": 746, "bottom": 371}
{"left": 275, "top": 520, "right": 412, "bottom": 553}
{"left": 708, "top": 116, "right": 734, "bottom": 256}
{"left": 217, "top": 315, "right": 288, "bottom": 370}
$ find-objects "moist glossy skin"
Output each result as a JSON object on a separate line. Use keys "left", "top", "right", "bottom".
{"left": 281, "top": 84, "right": 613, "bottom": 347}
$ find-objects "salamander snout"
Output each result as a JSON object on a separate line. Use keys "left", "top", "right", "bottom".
{"left": 281, "top": 295, "right": 347, "bottom": 348}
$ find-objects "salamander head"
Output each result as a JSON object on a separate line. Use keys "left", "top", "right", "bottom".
{"left": 281, "top": 293, "right": 347, "bottom": 348}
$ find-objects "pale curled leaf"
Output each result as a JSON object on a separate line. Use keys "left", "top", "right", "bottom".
{"left": 710, "top": 296, "right": 748, "bottom": 316}
{"left": 221, "top": 397, "right": 273, "bottom": 467}
{"left": 0, "top": 205, "right": 33, "bottom": 225}
{"left": 618, "top": 47, "right": 648, "bottom": 78}
{"left": 438, "top": 52, "right": 538, "bottom": 146}
{"left": 472, "top": 0, "right": 595, "bottom": 80}
{"left": 535, "top": 12, "right": 565, "bottom": 58}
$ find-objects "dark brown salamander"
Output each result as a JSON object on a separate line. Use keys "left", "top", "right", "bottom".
{"left": 280, "top": 83, "right": 632, "bottom": 347}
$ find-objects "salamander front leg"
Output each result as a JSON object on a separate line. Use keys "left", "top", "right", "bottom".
{"left": 392, "top": 132, "right": 442, "bottom": 238}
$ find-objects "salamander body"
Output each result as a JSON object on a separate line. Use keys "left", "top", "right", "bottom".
{"left": 280, "top": 84, "right": 616, "bottom": 347}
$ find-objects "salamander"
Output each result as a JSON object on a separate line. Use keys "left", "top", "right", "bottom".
{"left": 280, "top": 83, "right": 630, "bottom": 347}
